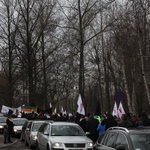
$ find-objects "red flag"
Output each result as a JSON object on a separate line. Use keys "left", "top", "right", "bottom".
{"left": 118, "top": 102, "right": 125, "bottom": 119}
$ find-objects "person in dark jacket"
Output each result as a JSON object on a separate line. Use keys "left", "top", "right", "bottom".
{"left": 101, "top": 114, "right": 118, "bottom": 130}
{"left": 118, "top": 114, "right": 133, "bottom": 128}
{"left": 79, "top": 115, "right": 87, "bottom": 132}
{"left": 6, "top": 116, "right": 14, "bottom": 143}
{"left": 3, "top": 125, "right": 8, "bottom": 144}
{"left": 138, "top": 111, "right": 150, "bottom": 126}
{"left": 86, "top": 114, "right": 99, "bottom": 144}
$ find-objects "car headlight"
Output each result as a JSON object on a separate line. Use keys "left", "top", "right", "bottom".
{"left": 86, "top": 142, "right": 93, "bottom": 148}
{"left": 52, "top": 142, "right": 63, "bottom": 147}
{"left": 13, "top": 128, "right": 18, "bottom": 132}
{"left": 0, "top": 125, "right": 4, "bottom": 129}
{"left": 31, "top": 135, "right": 37, "bottom": 140}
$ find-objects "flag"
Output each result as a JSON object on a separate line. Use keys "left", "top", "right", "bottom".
{"left": 52, "top": 108, "right": 57, "bottom": 115}
{"left": 61, "top": 106, "right": 64, "bottom": 113}
{"left": 77, "top": 94, "right": 85, "bottom": 115}
{"left": 118, "top": 102, "right": 125, "bottom": 119}
{"left": 112, "top": 102, "right": 118, "bottom": 117}
{"left": 50, "top": 103, "right": 52, "bottom": 108}
{"left": 63, "top": 110, "right": 67, "bottom": 115}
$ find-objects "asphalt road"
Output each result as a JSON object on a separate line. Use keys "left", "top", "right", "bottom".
{"left": 0, "top": 135, "right": 36, "bottom": 150}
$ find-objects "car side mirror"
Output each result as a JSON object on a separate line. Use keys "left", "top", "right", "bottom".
{"left": 44, "top": 131, "right": 49, "bottom": 136}
{"left": 85, "top": 132, "right": 90, "bottom": 135}
{"left": 116, "top": 145, "right": 126, "bottom": 150}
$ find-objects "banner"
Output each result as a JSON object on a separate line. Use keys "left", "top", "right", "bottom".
{"left": 1, "top": 105, "right": 21, "bottom": 114}
{"left": 21, "top": 106, "right": 37, "bottom": 113}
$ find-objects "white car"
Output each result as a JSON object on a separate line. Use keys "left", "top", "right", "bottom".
{"left": 0, "top": 116, "right": 7, "bottom": 134}
{"left": 12, "top": 118, "right": 28, "bottom": 138}
{"left": 37, "top": 121, "right": 93, "bottom": 150}
{"left": 25, "top": 120, "right": 46, "bottom": 148}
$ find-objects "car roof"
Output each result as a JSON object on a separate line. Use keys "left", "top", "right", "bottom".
{"left": 29, "top": 120, "right": 46, "bottom": 123}
{"left": 107, "top": 126, "right": 150, "bottom": 135}
{"left": 13, "top": 118, "right": 28, "bottom": 120}
{"left": 46, "top": 121, "right": 79, "bottom": 126}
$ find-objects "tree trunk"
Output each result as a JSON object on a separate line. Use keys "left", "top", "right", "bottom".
{"left": 139, "top": 43, "right": 150, "bottom": 106}
{"left": 122, "top": 56, "right": 132, "bottom": 113}
{"left": 78, "top": 0, "right": 85, "bottom": 101}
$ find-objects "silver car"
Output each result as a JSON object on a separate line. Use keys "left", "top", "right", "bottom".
{"left": 25, "top": 120, "right": 46, "bottom": 149}
{"left": 37, "top": 121, "right": 93, "bottom": 150}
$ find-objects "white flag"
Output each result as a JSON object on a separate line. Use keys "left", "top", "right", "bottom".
{"left": 118, "top": 102, "right": 125, "bottom": 119}
{"left": 112, "top": 102, "right": 118, "bottom": 117}
{"left": 52, "top": 108, "right": 57, "bottom": 115}
{"left": 63, "top": 110, "right": 67, "bottom": 115}
{"left": 49, "top": 103, "right": 52, "bottom": 108}
{"left": 77, "top": 94, "right": 85, "bottom": 115}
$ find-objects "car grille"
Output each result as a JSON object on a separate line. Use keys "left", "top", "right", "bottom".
{"left": 65, "top": 143, "right": 85, "bottom": 148}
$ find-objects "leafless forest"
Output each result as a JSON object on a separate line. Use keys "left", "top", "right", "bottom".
{"left": 0, "top": 0, "right": 149, "bottom": 116}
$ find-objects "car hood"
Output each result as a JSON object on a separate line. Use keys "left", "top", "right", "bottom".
{"left": 50, "top": 136, "right": 92, "bottom": 143}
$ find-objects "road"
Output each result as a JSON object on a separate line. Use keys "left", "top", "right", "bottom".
{"left": 0, "top": 138, "right": 36, "bottom": 150}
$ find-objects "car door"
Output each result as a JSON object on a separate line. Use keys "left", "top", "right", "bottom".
{"left": 25, "top": 121, "right": 32, "bottom": 145}
{"left": 94, "top": 132, "right": 117, "bottom": 150}
{"left": 38, "top": 123, "right": 50, "bottom": 150}
{"left": 21, "top": 120, "right": 31, "bottom": 141}
{"left": 115, "top": 133, "right": 130, "bottom": 150}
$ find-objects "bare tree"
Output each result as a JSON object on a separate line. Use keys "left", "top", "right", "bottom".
{"left": 0, "top": 0, "right": 19, "bottom": 107}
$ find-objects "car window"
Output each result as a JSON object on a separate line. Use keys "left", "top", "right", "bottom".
{"left": 27, "top": 122, "right": 32, "bottom": 129}
{"left": 39, "top": 123, "right": 48, "bottom": 133}
{"left": 23, "top": 121, "right": 28, "bottom": 127}
{"left": 130, "top": 133, "right": 150, "bottom": 150}
{"left": 13, "top": 119, "right": 27, "bottom": 125}
{"left": 97, "top": 134, "right": 106, "bottom": 144}
{"left": 115, "top": 133, "right": 129, "bottom": 150}
{"left": 51, "top": 125, "right": 85, "bottom": 136}
{"left": 0, "top": 117, "right": 6, "bottom": 123}
{"left": 105, "top": 132, "right": 118, "bottom": 148}
{"left": 44, "top": 124, "right": 50, "bottom": 133}
{"left": 32, "top": 122, "right": 44, "bottom": 131}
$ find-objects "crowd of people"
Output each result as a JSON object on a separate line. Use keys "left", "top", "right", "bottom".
{"left": 3, "top": 110, "right": 150, "bottom": 144}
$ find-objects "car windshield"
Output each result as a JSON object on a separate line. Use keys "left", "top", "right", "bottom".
{"left": 32, "top": 122, "right": 44, "bottom": 131}
{"left": 130, "top": 133, "right": 150, "bottom": 150}
{"left": 51, "top": 125, "right": 85, "bottom": 136}
{"left": 13, "top": 119, "right": 27, "bottom": 125}
{"left": 0, "top": 117, "right": 6, "bottom": 123}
